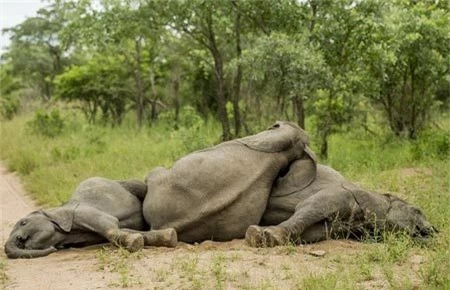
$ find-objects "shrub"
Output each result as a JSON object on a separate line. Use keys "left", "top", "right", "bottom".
{"left": 0, "top": 95, "right": 19, "bottom": 120}
{"left": 26, "top": 110, "right": 65, "bottom": 138}
{"left": 411, "top": 129, "right": 449, "bottom": 160}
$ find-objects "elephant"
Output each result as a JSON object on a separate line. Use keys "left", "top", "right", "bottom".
{"left": 5, "top": 177, "right": 177, "bottom": 259}
{"left": 246, "top": 158, "right": 437, "bottom": 247}
{"left": 143, "top": 121, "right": 315, "bottom": 243}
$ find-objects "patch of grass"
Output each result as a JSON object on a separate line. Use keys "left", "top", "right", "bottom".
{"left": 211, "top": 253, "right": 227, "bottom": 290}
{"left": 420, "top": 251, "right": 450, "bottom": 288}
{"left": 154, "top": 268, "right": 169, "bottom": 282}
{"left": 172, "top": 254, "right": 203, "bottom": 289}
{"left": 0, "top": 113, "right": 219, "bottom": 206}
{"left": 95, "top": 247, "right": 142, "bottom": 288}
{"left": 0, "top": 258, "right": 8, "bottom": 287}
{"left": 298, "top": 273, "right": 340, "bottom": 290}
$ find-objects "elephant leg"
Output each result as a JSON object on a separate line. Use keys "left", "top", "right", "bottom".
{"left": 117, "top": 179, "right": 147, "bottom": 201}
{"left": 247, "top": 190, "right": 355, "bottom": 247}
{"left": 299, "top": 223, "right": 331, "bottom": 243}
{"left": 73, "top": 206, "right": 144, "bottom": 252}
{"left": 122, "top": 228, "right": 177, "bottom": 248}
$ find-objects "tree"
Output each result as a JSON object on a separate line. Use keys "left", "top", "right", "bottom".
{"left": 305, "top": 0, "right": 381, "bottom": 158}
{"left": 55, "top": 54, "right": 133, "bottom": 125}
{"left": 166, "top": 0, "right": 236, "bottom": 140}
{"left": 366, "top": 0, "right": 449, "bottom": 138}
{"left": 241, "top": 33, "right": 326, "bottom": 129}
{"left": 62, "top": 0, "right": 166, "bottom": 127}
{"left": 2, "top": 1, "right": 72, "bottom": 100}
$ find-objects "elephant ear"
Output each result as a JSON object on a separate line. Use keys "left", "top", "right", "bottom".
{"left": 271, "top": 145, "right": 317, "bottom": 197}
{"left": 42, "top": 201, "right": 78, "bottom": 233}
{"left": 238, "top": 122, "right": 299, "bottom": 153}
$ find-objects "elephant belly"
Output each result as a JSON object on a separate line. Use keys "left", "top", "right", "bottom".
{"left": 144, "top": 159, "right": 280, "bottom": 241}
{"left": 59, "top": 232, "right": 106, "bottom": 248}
{"left": 143, "top": 143, "right": 294, "bottom": 242}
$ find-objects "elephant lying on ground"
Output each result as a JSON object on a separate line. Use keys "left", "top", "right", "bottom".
{"left": 5, "top": 177, "right": 176, "bottom": 259}
{"left": 246, "top": 158, "right": 437, "bottom": 247}
{"left": 143, "top": 121, "right": 315, "bottom": 243}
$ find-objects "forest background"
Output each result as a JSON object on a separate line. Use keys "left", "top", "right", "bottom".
{"left": 0, "top": 0, "right": 449, "bottom": 288}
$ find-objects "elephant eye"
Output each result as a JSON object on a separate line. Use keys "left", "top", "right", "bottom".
{"left": 412, "top": 208, "right": 422, "bottom": 215}
{"left": 20, "top": 220, "right": 27, "bottom": 226}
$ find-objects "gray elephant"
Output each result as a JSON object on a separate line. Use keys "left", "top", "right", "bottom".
{"left": 246, "top": 156, "right": 437, "bottom": 247}
{"left": 143, "top": 121, "right": 315, "bottom": 243}
{"left": 5, "top": 177, "right": 176, "bottom": 259}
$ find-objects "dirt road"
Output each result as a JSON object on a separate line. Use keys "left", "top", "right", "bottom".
{"left": 2, "top": 163, "right": 424, "bottom": 289}
{"left": 1, "top": 164, "right": 116, "bottom": 289}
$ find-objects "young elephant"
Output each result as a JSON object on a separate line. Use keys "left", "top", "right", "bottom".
{"left": 246, "top": 160, "right": 437, "bottom": 247}
{"left": 4, "top": 177, "right": 176, "bottom": 259}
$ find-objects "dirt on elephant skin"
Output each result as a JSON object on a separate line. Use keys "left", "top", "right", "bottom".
{"left": 0, "top": 163, "right": 426, "bottom": 290}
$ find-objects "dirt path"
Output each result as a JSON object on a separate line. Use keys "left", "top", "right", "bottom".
{"left": 1, "top": 164, "right": 115, "bottom": 290}
{"left": 2, "top": 163, "right": 425, "bottom": 289}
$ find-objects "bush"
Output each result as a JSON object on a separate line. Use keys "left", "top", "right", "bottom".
{"left": 8, "top": 149, "right": 40, "bottom": 175}
{"left": 0, "top": 95, "right": 19, "bottom": 120}
{"left": 411, "top": 129, "right": 449, "bottom": 160}
{"left": 26, "top": 110, "right": 65, "bottom": 138}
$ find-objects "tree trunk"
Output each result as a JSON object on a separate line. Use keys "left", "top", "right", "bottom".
{"left": 292, "top": 94, "right": 305, "bottom": 129}
{"left": 149, "top": 68, "right": 159, "bottom": 122}
{"left": 319, "top": 90, "right": 334, "bottom": 159}
{"left": 134, "top": 39, "right": 145, "bottom": 128}
{"left": 206, "top": 10, "right": 232, "bottom": 140}
{"left": 232, "top": 0, "right": 242, "bottom": 137}
{"left": 173, "top": 71, "right": 181, "bottom": 127}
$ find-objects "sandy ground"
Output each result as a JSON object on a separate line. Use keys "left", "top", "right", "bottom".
{"left": 0, "top": 164, "right": 116, "bottom": 289}
{"left": 1, "top": 163, "right": 427, "bottom": 289}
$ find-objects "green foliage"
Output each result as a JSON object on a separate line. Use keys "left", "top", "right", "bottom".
{"left": 26, "top": 110, "right": 65, "bottom": 138}
{"left": 0, "top": 258, "right": 8, "bottom": 287}
{"left": 411, "top": 128, "right": 450, "bottom": 161}
{"left": 420, "top": 250, "right": 450, "bottom": 288}
{"left": 2, "top": 0, "right": 448, "bottom": 154}
{"left": 55, "top": 54, "right": 132, "bottom": 125}
{"left": 162, "top": 106, "right": 219, "bottom": 155}
{"left": 240, "top": 32, "right": 326, "bottom": 127}
{"left": 0, "top": 95, "right": 19, "bottom": 120}
{"left": 2, "top": 2, "right": 72, "bottom": 100}
{"left": 365, "top": 0, "right": 450, "bottom": 138}
{"left": 0, "top": 65, "right": 22, "bottom": 119}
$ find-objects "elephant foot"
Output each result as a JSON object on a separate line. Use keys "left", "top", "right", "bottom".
{"left": 106, "top": 230, "right": 144, "bottom": 252}
{"left": 143, "top": 228, "right": 178, "bottom": 248}
{"left": 124, "top": 233, "right": 145, "bottom": 253}
{"left": 245, "top": 225, "right": 290, "bottom": 247}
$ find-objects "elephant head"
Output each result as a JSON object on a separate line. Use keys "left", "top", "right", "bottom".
{"left": 385, "top": 195, "right": 437, "bottom": 238}
{"left": 5, "top": 203, "right": 76, "bottom": 259}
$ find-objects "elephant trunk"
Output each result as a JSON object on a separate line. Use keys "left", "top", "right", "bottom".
{"left": 4, "top": 237, "right": 56, "bottom": 259}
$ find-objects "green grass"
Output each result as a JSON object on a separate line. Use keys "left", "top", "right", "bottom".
{"left": 0, "top": 109, "right": 449, "bottom": 289}
{"left": 0, "top": 112, "right": 219, "bottom": 206}
{"left": 0, "top": 258, "right": 8, "bottom": 287}
{"left": 95, "top": 246, "right": 144, "bottom": 288}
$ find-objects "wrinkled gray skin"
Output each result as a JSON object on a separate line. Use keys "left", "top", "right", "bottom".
{"left": 144, "top": 121, "right": 315, "bottom": 243}
{"left": 246, "top": 158, "right": 437, "bottom": 247}
{"left": 5, "top": 177, "right": 177, "bottom": 259}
